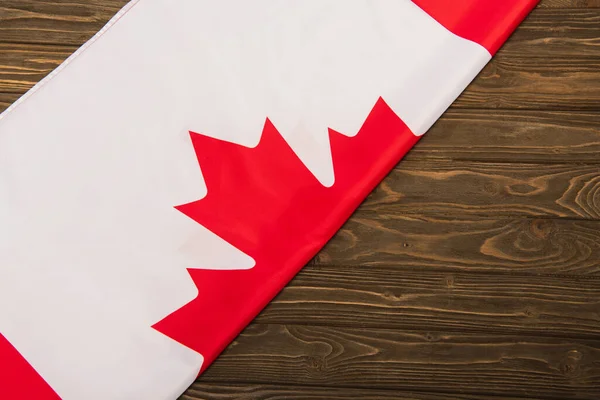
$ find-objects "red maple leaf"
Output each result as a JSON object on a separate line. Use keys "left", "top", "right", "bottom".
{"left": 153, "top": 98, "right": 419, "bottom": 373}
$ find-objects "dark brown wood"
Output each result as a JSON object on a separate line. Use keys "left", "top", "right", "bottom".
{"left": 1, "top": 42, "right": 598, "bottom": 163}
{"left": 0, "top": 0, "right": 596, "bottom": 50}
{"left": 0, "top": 0, "right": 597, "bottom": 50}
{"left": 1, "top": 10, "right": 599, "bottom": 111}
{"left": 182, "top": 383, "right": 537, "bottom": 400}
{"left": 317, "top": 214, "right": 600, "bottom": 275}
{"left": 541, "top": 0, "right": 600, "bottom": 6}
{"left": 255, "top": 265, "right": 600, "bottom": 338}
{"left": 1, "top": 1, "right": 599, "bottom": 400}
{"left": 362, "top": 161, "right": 600, "bottom": 219}
{"left": 0, "top": 91, "right": 18, "bottom": 110}
{"left": 499, "top": 10, "right": 600, "bottom": 59}
{"left": 0, "top": 43, "right": 70, "bottom": 93}
{"left": 453, "top": 58, "right": 600, "bottom": 111}
{"left": 1, "top": 40, "right": 599, "bottom": 163}
{"left": 411, "top": 110, "right": 600, "bottom": 164}
{"left": 3, "top": 101, "right": 599, "bottom": 167}
{"left": 199, "top": 324, "right": 600, "bottom": 400}
{"left": 0, "top": 0, "right": 124, "bottom": 46}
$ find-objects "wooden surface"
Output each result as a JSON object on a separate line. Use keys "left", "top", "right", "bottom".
{"left": 1, "top": 1, "right": 599, "bottom": 399}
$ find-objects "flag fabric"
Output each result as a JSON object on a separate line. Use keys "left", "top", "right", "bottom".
{"left": 0, "top": 0, "right": 539, "bottom": 399}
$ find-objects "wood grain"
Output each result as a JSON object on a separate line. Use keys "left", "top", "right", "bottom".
{"left": 1, "top": 9, "right": 599, "bottom": 111}
{"left": 254, "top": 265, "right": 600, "bottom": 339}
{"left": 199, "top": 324, "right": 600, "bottom": 400}
{"left": 1, "top": 45, "right": 599, "bottom": 110}
{"left": 1, "top": 1, "right": 599, "bottom": 400}
{"left": 0, "top": 43, "right": 69, "bottom": 93}
{"left": 410, "top": 110, "right": 600, "bottom": 164}
{"left": 316, "top": 215, "right": 600, "bottom": 275}
{"left": 0, "top": 91, "right": 18, "bottom": 111}
{"left": 3, "top": 55, "right": 598, "bottom": 111}
{"left": 541, "top": 0, "right": 600, "bottom": 6}
{"left": 363, "top": 161, "right": 600, "bottom": 219}
{"left": 0, "top": 0, "right": 123, "bottom": 46}
{"left": 453, "top": 58, "right": 600, "bottom": 110}
{"left": 2, "top": 98, "right": 599, "bottom": 167}
{"left": 0, "top": 0, "right": 597, "bottom": 49}
{"left": 182, "top": 383, "right": 537, "bottom": 400}
{"left": 499, "top": 10, "right": 600, "bottom": 59}
{"left": 3, "top": 89, "right": 599, "bottom": 167}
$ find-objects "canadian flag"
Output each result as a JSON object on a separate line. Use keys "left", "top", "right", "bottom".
{"left": 0, "top": 0, "right": 538, "bottom": 399}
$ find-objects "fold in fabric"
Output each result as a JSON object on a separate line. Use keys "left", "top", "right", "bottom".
{"left": 0, "top": 1, "right": 540, "bottom": 399}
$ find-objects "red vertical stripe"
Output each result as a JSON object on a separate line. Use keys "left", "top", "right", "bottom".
{"left": 0, "top": 334, "right": 60, "bottom": 399}
{"left": 412, "top": 0, "right": 540, "bottom": 54}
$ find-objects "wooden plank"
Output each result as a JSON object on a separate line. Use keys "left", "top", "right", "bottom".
{"left": 9, "top": 102, "right": 594, "bottom": 221}
{"left": 454, "top": 10, "right": 600, "bottom": 111}
{"left": 3, "top": 87, "right": 599, "bottom": 165}
{"left": 1, "top": 9, "right": 599, "bottom": 110}
{"left": 0, "top": 2, "right": 567, "bottom": 46}
{"left": 0, "top": 91, "right": 18, "bottom": 111}
{"left": 0, "top": 43, "right": 69, "bottom": 93}
{"left": 362, "top": 161, "right": 600, "bottom": 219}
{"left": 199, "top": 324, "right": 600, "bottom": 400}
{"left": 254, "top": 265, "right": 600, "bottom": 339}
{"left": 315, "top": 215, "right": 600, "bottom": 275}
{"left": 1, "top": 2, "right": 598, "bottom": 400}
{"left": 2, "top": 43, "right": 598, "bottom": 163}
{"left": 1, "top": 39, "right": 599, "bottom": 107}
{"left": 0, "top": 9, "right": 600, "bottom": 110}
{"left": 500, "top": 10, "right": 600, "bottom": 59}
{"left": 182, "top": 383, "right": 538, "bottom": 400}
{"left": 1, "top": 46, "right": 599, "bottom": 161}
{"left": 410, "top": 110, "right": 600, "bottom": 164}
{"left": 0, "top": 0, "right": 123, "bottom": 46}
{"left": 1, "top": 5, "right": 598, "bottom": 46}
{"left": 0, "top": 0, "right": 597, "bottom": 51}
{"left": 454, "top": 58, "right": 600, "bottom": 111}
{"left": 541, "top": 0, "right": 600, "bottom": 6}
{"left": 0, "top": 2, "right": 597, "bottom": 48}
{"left": 3, "top": 103, "right": 599, "bottom": 219}
{"left": 2, "top": 54, "right": 598, "bottom": 111}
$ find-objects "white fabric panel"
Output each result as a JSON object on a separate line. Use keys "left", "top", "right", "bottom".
{"left": 0, "top": 1, "right": 490, "bottom": 399}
